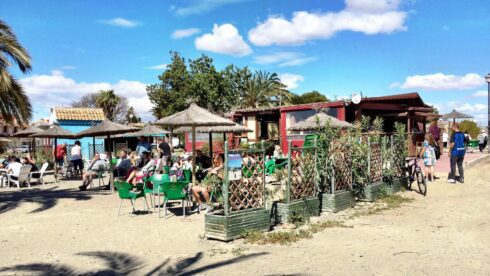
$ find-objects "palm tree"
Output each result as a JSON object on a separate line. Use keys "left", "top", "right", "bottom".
{"left": 240, "top": 71, "right": 291, "bottom": 108}
{"left": 95, "top": 90, "right": 120, "bottom": 121}
{"left": 0, "top": 19, "right": 32, "bottom": 123}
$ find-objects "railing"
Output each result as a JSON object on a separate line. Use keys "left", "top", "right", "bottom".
{"left": 223, "top": 142, "right": 266, "bottom": 215}
{"left": 285, "top": 140, "right": 317, "bottom": 204}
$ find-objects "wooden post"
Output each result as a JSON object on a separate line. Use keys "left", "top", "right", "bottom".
{"left": 286, "top": 141, "right": 292, "bottom": 204}
{"left": 367, "top": 136, "right": 371, "bottom": 184}
{"left": 53, "top": 138, "right": 58, "bottom": 183}
{"left": 92, "top": 136, "right": 96, "bottom": 159}
{"left": 108, "top": 134, "right": 115, "bottom": 192}
{"left": 331, "top": 154, "right": 335, "bottom": 194}
{"left": 209, "top": 132, "right": 213, "bottom": 161}
{"left": 192, "top": 126, "right": 196, "bottom": 185}
{"left": 224, "top": 141, "right": 229, "bottom": 216}
{"left": 390, "top": 135, "right": 394, "bottom": 174}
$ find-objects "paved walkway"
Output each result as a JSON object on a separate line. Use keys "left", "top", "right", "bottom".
{"left": 432, "top": 151, "right": 488, "bottom": 174}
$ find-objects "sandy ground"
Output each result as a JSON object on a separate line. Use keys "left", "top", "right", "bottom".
{"left": 0, "top": 158, "right": 489, "bottom": 275}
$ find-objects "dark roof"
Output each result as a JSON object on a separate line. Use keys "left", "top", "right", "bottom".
{"left": 361, "top": 92, "right": 428, "bottom": 106}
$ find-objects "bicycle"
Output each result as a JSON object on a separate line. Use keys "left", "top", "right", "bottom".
{"left": 405, "top": 157, "right": 427, "bottom": 196}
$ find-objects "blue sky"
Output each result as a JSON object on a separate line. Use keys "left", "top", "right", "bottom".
{"left": 1, "top": 0, "right": 489, "bottom": 125}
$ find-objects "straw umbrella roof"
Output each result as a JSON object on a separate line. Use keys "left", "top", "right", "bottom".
{"left": 288, "top": 112, "right": 354, "bottom": 131}
{"left": 11, "top": 125, "right": 44, "bottom": 137}
{"left": 118, "top": 124, "right": 169, "bottom": 137}
{"left": 75, "top": 119, "right": 138, "bottom": 138}
{"left": 174, "top": 123, "right": 252, "bottom": 134}
{"left": 30, "top": 125, "right": 75, "bottom": 138}
{"left": 442, "top": 109, "right": 474, "bottom": 120}
{"left": 155, "top": 103, "right": 235, "bottom": 127}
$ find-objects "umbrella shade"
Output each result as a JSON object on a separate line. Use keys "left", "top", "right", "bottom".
{"left": 173, "top": 123, "right": 252, "bottom": 134}
{"left": 121, "top": 124, "right": 169, "bottom": 137}
{"left": 30, "top": 125, "right": 75, "bottom": 138}
{"left": 0, "top": 137, "right": 11, "bottom": 142}
{"left": 75, "top": 119, "right": 138, "bottom": 138}
{"left": 288, "top": 112, "right": 354, "bottom": 131}
{"left": 11, "top": 126, "right": 44, "bottom": 137}
{"left": 442, "top": 109, "right": 474, "bottom": 120}
{"left": 155, "top": 103, "right": 235, "bottom": 127}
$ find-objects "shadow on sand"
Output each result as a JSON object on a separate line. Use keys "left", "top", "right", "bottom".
{"left": 0, "top": 250, "right": 268, "bottom": 275}
{"left": 0, "top": 185, "right": 107, "bottom": 214}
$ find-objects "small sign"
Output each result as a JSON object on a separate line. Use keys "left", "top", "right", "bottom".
{"left": 228, "top": 154, "right": 242, "bottom": 169}
{"left": 229, "top": 169, "right": 242, "bottom": 181}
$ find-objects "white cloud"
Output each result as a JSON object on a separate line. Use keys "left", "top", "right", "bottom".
{"left": 253, "top": 52, "right": 316, "bottom": 67}
{"left": 146, "top": 64, "right": 168, "bottom": 70}
{"left": 173, "top": 0, "right": 250, "bottom": 16}
{"left": 279, "top": 73, "right": 304, "bottom": 90}
{"left": 171, "top": 28, "right": 201, "bottom": 39}
{"left": 471, "top": 90, "right": 488, "bottom": 97}
{"left": 248, "top": 0, "right": 407, "bottom": 46}
{"left": 20, "top": 70, "right": 154, "bottom": 121}
{"left": 399, "top": 73, "right": 486, "bottom": 90}
{"left": 59, "top": 65, "right": 77, "bottom": 70}
{"left": 434, "top": 101, "right": 488, "bottom": 126}
{"left": 389, "top": 82, "right": 400, "bottom": 88}
{"left": 195, "top": 24, "right": 252, "bottom": 57}
{"left": 99, "top": 17, "right": 140, "bottom": 28}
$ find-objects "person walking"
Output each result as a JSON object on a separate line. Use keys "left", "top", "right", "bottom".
{"left": 158, "top": 137, "right": 171, "bottom": 168}
{"left": 429, "top": 120, "right": 442, "bottom": 153}
{"left": 419, "top": 133, "right": 436, "bottom": 182}
{"left": 477, "top": 130, "right": 486, "bottom": 153}
{"left": 447, "top": 123, "right": 466, "bottom": 184}
{"left": 70, "top": 141, "right": 83, "bottom": 176}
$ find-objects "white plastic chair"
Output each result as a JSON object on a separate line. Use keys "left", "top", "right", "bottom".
{"left": 30, "top": 162, "right": 49, "bottom": 186}
{"left": 7, "top": 165, "right": 32, "bottom": 188}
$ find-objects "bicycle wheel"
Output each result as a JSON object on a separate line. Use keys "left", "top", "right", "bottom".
{"left": 416, "top": 170, "right": 427, "bottom": 196}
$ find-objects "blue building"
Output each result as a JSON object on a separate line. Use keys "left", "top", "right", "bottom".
{"left": 49, "top": 107, "right": 105, "bottom": 160}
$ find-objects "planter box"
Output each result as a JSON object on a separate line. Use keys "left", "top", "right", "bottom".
{"left": 276, "top": 197, "right": 320, "bottom": 224}
{"left": 321, "top": 190, "right": 355, "bottom": 213}
{"left": 361, "top": 181, "right": 387, "bottom": 202}
{"left": 386, "top": 177, "right": 407, "bottom": 194}
{"left": 205, "top": 208, "right": 270, "bottom": 241}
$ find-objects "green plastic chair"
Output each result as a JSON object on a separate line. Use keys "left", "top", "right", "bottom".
{"left": 115, "top": 181, "right": 149, "bottom": 216}
{"left": 159, "top": 181, "right": 189, "bottom": 219}
{"left": 265, "top": 159, "right": 276, "bottom": 174}
{"left": 183, "top": 169, "right": 192, "bottom": 182}
{"left": 147, "top": 174, "right": 170, "bottom": 212}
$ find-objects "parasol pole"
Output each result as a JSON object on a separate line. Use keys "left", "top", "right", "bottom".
{"left": 108, "top": 133, "right": 114, "bottom": 192}
{"left": 192, "top": 125, "right": 196, "bottom": 185}
{"left": 53, "top": 137, "right": 58, "bottom": 183}
{"left": 209, "top": 132, "right": 213, "bottom": 161}
{"left": 92, "top": 136, "right": 96, "bottom": 159}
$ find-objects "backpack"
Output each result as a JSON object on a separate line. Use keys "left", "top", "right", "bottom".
{"left": 452, "top": 132, "right": 466, "bottom": 157}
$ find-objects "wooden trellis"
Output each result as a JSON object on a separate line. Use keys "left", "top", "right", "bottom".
{"left": 330, "top": 143, "right": 352, "bottom": 193}
{"left": 224, "top": 144, "right": 266, "bottom": 214}
{"left": 88, "top": 143, "right": 104, "bottom": 159}
{"left": 286, "top": 141, "right": 317, "bottom": 203}
{"left": 368, "top": 139, "right": 383, "bottom": 184}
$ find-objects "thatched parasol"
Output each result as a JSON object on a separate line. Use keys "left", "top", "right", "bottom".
{"left": 288, "top": 112, "right": 354, "bottom": 131}
{"left": 76, "top": 120, "right": 138, "bottom": 191}
{"left": 120, "top": 124, "right": 169, "bottom": 137}
{"left": 12, "top": 125, "right": 45, "bottom": 158}
{"left": 442, "top": 109, "right": 474, "bottom": 123}
{"left": 30, "top": 125, "right": 75, "bottom": 182}
{"left": 155, "top": 103, "right": 235, "bottom": 184}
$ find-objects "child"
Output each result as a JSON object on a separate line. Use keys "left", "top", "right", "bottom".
{"left": 419, "top": 133, "right": 436, "bottom": 182}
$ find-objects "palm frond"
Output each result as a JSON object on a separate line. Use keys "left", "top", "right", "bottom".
{"left": 0, "top": 75, "right": 32, "bottom": 123}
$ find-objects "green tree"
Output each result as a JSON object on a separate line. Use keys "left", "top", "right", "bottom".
{"left": 0, "top": 19, "right": 32, "bottom": 123}
{"left": 147, "top": 51, "right": 189, "bottom": 118}
{"left": 459, "top": 120, "right": 480, "bottom": 138}
{"left": 125, "top": 106, "right": 141, "bottom": 123}
{"left": 240, "top": 71, "right": 291, "bottom": 108}
{"left": 291, "top": 91, "right": 328, "bottom": 105}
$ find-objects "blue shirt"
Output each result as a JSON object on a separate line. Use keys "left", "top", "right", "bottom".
{"left": 135, "top": 141, "right": 151, "bottom": 155}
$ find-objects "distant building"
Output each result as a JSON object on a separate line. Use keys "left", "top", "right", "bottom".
{"left": 49, "top": 107, "right": 105, "bottom": 159}
{"left": 0, "top": 117, "right": 26, "bottom": 137}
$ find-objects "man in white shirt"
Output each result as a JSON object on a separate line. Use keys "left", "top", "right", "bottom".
{"left": 6, "top": 156, "right": 22, "bottom": 178}
{"left": 442, "top": 130, "right": 449, "bottom": 149}
{"left": 70, "top": 140, "right": 83, "bottom": 175}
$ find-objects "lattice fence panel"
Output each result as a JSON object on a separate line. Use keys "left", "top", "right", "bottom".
{"left": 228, "top": 151, "right": 265, "bottom": 212}
{"left": 115, "top": 142, "right": 128, "bottom": 153}
{"left": 88, "top": 143, "right": 105, "bottom": 160}
{"left": 331, "top": 144, "right": 352, "bottom": 192}
{"left": 370, "top": 143, "right": 383, "bottom": 183}
{"left": 289, "top": 147, "right": 316, "bottom": 200}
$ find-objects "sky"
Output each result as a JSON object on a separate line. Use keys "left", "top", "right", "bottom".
{"left": 1, "top": 0, "right": 489, "bottom": 126}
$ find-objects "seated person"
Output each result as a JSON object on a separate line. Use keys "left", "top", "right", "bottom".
{"left": 126, "top": 152, "right": 156, "bottom": 185}
{"left": 128, "top": 151, "right": 140, "bottom": 167}
{"left": 6, "top": 156, "right": 22, "bottom": 181}
{"left": 79, "top": 153, "right": 106, "bottom": 190}
{"left": 273, "top": 145, "right": 285, "bottom": 158}
{"left": 21, "top": 157, "right": 39, "bottom": 177}
{"left": 191, "top": 155, "right": 224, "bottom": 213}
{"left": 113, "top": 150, "right": 131, "bottom": 178}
